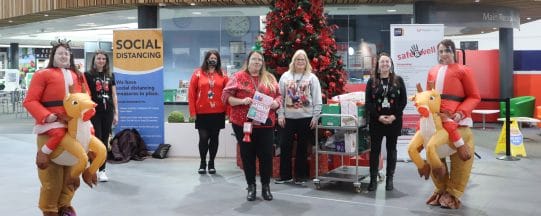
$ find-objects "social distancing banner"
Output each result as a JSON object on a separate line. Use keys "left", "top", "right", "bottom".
{"left": 113, "top": 29, "right": 164, "bottom": 151}
{"left": 495, "top": 120, "right": 527, "bottom": 157}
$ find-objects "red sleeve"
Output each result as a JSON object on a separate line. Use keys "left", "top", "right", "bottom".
{"left": 456, "top": 66, "right": 481, "bottom": 115}
{"left": 188, "top": 69, "right": 200, "bottom": 117}
{"left": 223, "top": 75, "right": 231, "bottom": 116}
{"left": 23, "top": 70, "right": 52, "bottom": 124}
{"left": 222, "top": 74, "right": 239, "bottom": 106}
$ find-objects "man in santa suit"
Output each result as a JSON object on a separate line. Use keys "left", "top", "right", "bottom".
{"left": 425, "top": 39, "right": 481, "bottom": 209}
{"left": 23, "top": 40, "right": 91, "bottom": 216}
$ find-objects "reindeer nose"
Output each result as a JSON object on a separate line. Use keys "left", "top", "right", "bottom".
{"left": 417, "top": 106, "right": 429, "bottom": 117}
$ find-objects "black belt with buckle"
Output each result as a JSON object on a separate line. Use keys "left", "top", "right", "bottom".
{"left": 441, "top": 94, "right": 465, "bottom": 102}
{"left": 42, "top": 100, "right": 63, "bottom": 107}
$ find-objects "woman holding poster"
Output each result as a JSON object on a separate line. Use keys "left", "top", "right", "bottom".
{"left": 222, "top": 51, "right": 281, "bottom": 201}
{"left": 275, "top": 49, "right": 322, "bottom": 185}
{"left": 365, "top": 52, "right": 407, "bottom": 192}
{"left": 188, "top": 50, "right": 228, "bottom": 175}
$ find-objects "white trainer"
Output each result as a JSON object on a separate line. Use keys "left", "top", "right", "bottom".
{"left": 98, "top": 170, "right": 109, "bottom": 182}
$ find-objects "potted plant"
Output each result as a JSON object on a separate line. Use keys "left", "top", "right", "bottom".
{"left": 167, "top": 111, "right": 185, "bottom": 123}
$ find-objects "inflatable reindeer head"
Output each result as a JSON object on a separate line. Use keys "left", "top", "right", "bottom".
{"left": 64, "top": 93, "right": 97, "bottom": 122}
{"left": 412, "top": 83, "right": 441, "bottom": 117}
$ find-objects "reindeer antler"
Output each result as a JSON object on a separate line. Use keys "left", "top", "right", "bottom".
{"left": 416, "top": 83, "right": 423, "bottom": 93}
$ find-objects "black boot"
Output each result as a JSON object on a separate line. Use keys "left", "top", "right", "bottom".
{"left": 246, "top": 184, "right": 256, "bottom": 201}
{"left": 262, "top": 184, "right": 273, "bottom": 201}
{"left": 198, "top": 161, "right": 206, "bottom": 174}
{"left": 208, "top": 160, "right": 216, "bottom": 174}
{"left": 385, "top": 175, "right": 394, "bottom": 191}
{"left": 367, "top": 176, "right": 377, "bottom": 191}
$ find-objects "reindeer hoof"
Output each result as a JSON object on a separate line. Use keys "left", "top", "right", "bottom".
{"left": 439, "top": 192, "right": 461, "bottom": 209}
{"left": 87, "top": 151, "right": 97, "bottom": 161}
{"left": 82, "top": 169, "right": 97, "bottom": 188}
{"left": 426, "top": 192, "right": 442, "bottom": 206}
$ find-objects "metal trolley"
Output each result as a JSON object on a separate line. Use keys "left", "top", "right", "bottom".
{"left": 312, "top": 113, "right": 371, "bottom": 193}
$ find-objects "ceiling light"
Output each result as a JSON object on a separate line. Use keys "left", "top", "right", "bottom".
{"left": 526, "top": 17, "right": 531, "bottom": 20}
{"left": 492, "top": 27, "right": 497, "bottom": 30}
{"left": 190, "top": 3, "right": 196, "bottom": 6}
{"left": 44, "top": 14, "right": 49, "bottom": 17}
{"left": 481, "top": 31, "right": 485, "bottom": 34}
{"left": 192, "top": 12, "right": 202, "bottom": 15}
{"left": 387, "top": 9, "right": 397, "bottom": 13}
{"left": 8, "top": 20, "right": 13, "bottom": 23}
{"left": 126, "top": 16, "right": 136, "bottom": 20}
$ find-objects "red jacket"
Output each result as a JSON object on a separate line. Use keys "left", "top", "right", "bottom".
{"left": 427, "top": 63, "right": 481, "bottom": 127}
{"left": 188, "top": 68, "right": 228, "bottom": 116}
{"left": 24, "top": 68, "right": 90, "bottom": 125}
{"left": 222, "top": 71, "right": 281, "bottom": 128}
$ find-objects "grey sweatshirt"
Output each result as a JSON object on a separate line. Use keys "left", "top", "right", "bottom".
{"left": 277, "top": 70, "right": 323, "bottom": 121}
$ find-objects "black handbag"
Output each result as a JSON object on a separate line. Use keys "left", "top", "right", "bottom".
{"left": 152, "top": 144, "right": 172, "bottom": 159}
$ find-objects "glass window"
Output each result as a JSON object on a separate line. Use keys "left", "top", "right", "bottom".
{"left": 159, "top": 6, "right": 412, "bottom": 90}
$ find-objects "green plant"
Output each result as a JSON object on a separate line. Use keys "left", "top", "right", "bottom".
{"left": 167, "top": 111, "right": 185, "bottom": 123}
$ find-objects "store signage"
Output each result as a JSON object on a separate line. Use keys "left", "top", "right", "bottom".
{"left": 113, "top": 29, "right": 164, "bottom": 151}
{"left": 415, "top": 2, "right": 520, "bottom": 30}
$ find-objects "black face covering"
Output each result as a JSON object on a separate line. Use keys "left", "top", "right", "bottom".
{"left": 207, "top": 60, "right": 218, "bottom": 67}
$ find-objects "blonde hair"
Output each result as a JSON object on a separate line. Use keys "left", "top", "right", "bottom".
{"left": 288, "top": 49, "right": 312, "bottom": 74}
{"left": 242, "top": 51, "right": 277, "bottom": 93}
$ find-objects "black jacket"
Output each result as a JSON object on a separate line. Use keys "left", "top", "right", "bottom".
{"left": 365, "top": 76, "right": 407, "bottom": 137}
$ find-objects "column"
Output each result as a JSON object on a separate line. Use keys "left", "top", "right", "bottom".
{"left": 9, "top": 43, "right": 19, "bottom": 69}
{"left": 138, "top": 5, "right": 158, "bottom": 29}
{"left": 499, "top": 28, "right": 513, "bottom": 99}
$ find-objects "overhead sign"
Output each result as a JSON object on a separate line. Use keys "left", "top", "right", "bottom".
{"left": 415, "top": 2, "right": 520, "bottom": 34}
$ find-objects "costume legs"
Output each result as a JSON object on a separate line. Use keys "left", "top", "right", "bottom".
{"left": 37, "top": 135, "right": 75, "bottom": 213}
{"left": 429, "top": 128, "right": 474, "bottom": 198}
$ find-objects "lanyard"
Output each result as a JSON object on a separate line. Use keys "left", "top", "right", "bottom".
{"left": 294, "top": 72, "right": 305, "bottom": 84}
{"left": 248, "top": 72, "right": 261, "bottom": 93}
{"left": 381, "top": 78, "right": 389, "bottom": 97}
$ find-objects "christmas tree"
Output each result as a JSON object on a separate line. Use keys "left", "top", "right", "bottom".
{"left": 262, "top": 0, "right": 347, "bottom": 99}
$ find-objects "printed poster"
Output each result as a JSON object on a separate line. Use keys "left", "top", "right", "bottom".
{"left": 247, "top": 91, "right": 273, "bottom": 124}
{"left": 113, "top": 29, "right": 164, "bottom": 151}
{"left": 390, "top": 24, "right": 443, "bottom": 160}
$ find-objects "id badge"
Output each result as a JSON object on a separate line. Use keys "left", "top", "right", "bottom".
{"left": 382, "top": 98, "right": 390, "bottom": 108}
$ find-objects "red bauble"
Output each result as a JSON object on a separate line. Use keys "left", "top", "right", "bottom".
{"left": 280, "top": 31, "right": 284, "bottom": 35}
{"left": 272, "top": 53, "right": 278, "bottom": 58}
{"left": 312, "top": 57, "right": 318, "bottom": 63}
{"left": 295, "top": 38, "right": 301, "bottom": 44}
{"left": 329, "top": 82, "right": 336, "bottom": 88}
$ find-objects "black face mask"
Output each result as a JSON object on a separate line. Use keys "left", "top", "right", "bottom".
{"left": 207, "top": 60, "right": 217, "bottom": 67}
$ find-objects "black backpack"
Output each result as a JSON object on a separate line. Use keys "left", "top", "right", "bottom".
{"left": 152, "top": 144, "right": 172, "bottom": 159}
{"left": 109, "top": 128, "right": 149, "bottom": 163}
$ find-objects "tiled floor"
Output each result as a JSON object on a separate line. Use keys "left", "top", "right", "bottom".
{"left": 1, "top": 113, "right": 541, "bottom": 216}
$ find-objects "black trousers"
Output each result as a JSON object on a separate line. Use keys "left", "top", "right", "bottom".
{"left": 369, "top": 133, "right": 398, "bottom": 177}
{"left": 233, "top": 124, "right": 274, "bottom": 185}
{"left": 90, "top": 111, "right": 114, "bottom": 171}
{"left": 279, "top": 117, "right": 312, "bottom": 179}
